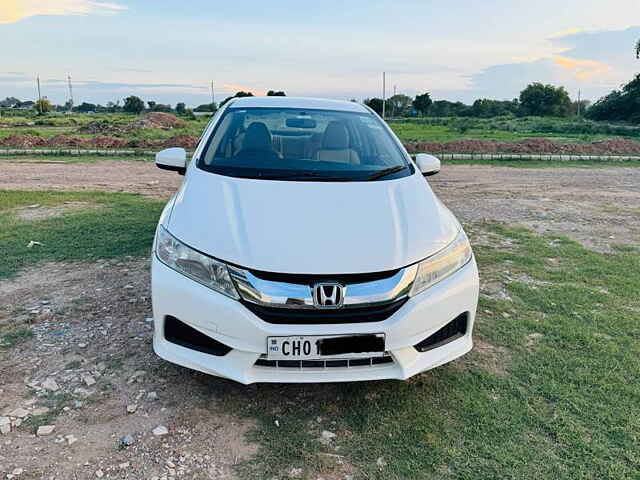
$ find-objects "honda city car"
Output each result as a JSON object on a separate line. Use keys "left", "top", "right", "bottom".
{"left": 151, "top": 96, "right": 479, "bottom": 384}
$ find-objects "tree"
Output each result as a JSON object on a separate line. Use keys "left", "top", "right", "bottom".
{"left": 220, "top": 91, "right": 254, "bottom": 107}
{"left": 176, "top": 102, "right": 186, "bottom": 115}
{"left": 412, "top": 92, "right": 432, "bottom": 116}
{"left": 106, "top": 101, "right": 121, "bottom": 113}
{"left": 267, "top": 90, "right": 286, "bottom": 96}
{"left": 586, "top": 74, "right": 640, "bottom": 124}
{"left": 147, "top": 101, "right": 156, "bottom": 110}
{"left": 570, "top": 99, "right": 591, "bottom": 116}
{"left": 636, "top": 38, "right": 640, "bottom": 59}
{"left": 387, "top": 94, "right": 412, "bottom": 117}
{"left": 519, "top": 83, "right": 571, "bottom": 117}
{"left": 0, "top": 96, "right": 20, "bottom": 108}
{"left": 468, "top": 98, "right": 519, "bottom": 117}
{"left": 428, "top": 100, "right": 470, "bottom": 117}
{"left": 194, "top": 103, "right": 217, "bottom": 112}
{"left": 152, "top": 103, "right": 172, "bottom": 113}
{"left": 363, "top": 98, "right": 384, "bottom": 115}
{"left": 123, "top": 96, "right": 145, "bottom": 114}
{"left": 35, "top": 98, "right": 52, "bottom": 114}
{"left": 74, "top": 102, "right": 97, "bottom": 112}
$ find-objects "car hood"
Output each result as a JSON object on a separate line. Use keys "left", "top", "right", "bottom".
{"left": 167, "top": 168, "right": 459, "bottom": 274}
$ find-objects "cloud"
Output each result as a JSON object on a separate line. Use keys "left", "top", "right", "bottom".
{"left": 221, "top": 83, "right": 266, "bottom": 96}
{"left": 459, "top": 26, "right": 640, "bottom": 102}
{"left": 0, "top": 0, "right": 126, "bottom": 24}
{"left": 548, "top": 27, "right": 586, "bottom": 39}
{"left": 552, "top": 56, "right": 611, "bottom": 80}
{"left": 549, "top": 26, "right": 640, "bottom": 64}
{"left": 112, "top": 68, "right": 154, "bottom": 74}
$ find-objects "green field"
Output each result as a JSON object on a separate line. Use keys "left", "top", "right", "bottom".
{"left": 0, "top": 112, "right": 209, "bottom": 142}
{"left": 1, "top": 190, "right": 639, "bottom": 479}
{"left": 2, "top": 112, "right": 640, "bottom": 146}
{"left": 388, "top": 116, "right": 640, "bottom": 143}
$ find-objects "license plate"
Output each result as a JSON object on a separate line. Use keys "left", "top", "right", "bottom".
{"left": 266, "top": 334, "right": 385, "bottom": 360}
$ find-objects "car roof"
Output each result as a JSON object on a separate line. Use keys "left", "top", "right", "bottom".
{"left": 229, "top": 96, "right": 369, "bottom": 113}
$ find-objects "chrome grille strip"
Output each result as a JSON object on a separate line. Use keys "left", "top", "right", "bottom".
{"left": 229, "top": 265, "right": 417, "bottom": 309}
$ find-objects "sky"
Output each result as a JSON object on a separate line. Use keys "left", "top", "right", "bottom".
{"left": 0, "top": 0, "right": 639, "bottom": 107}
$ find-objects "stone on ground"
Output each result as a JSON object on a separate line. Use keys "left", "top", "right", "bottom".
{"left": 36, "top": 425, "right": 55, "bottom": 436}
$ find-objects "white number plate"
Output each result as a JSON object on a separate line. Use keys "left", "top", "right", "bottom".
{"left": 266, "top": 334, "right": 385, "bottom": 360}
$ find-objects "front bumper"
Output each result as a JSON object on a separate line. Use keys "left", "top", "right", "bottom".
{"left": 151, "top": 256, "right": 479, "bottom": 384}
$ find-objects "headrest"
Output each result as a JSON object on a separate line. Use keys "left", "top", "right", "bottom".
{"left": 321, "top": 121, "right": 349, "bottom": 150}
{"left": 242, "top": 122, "right": 272, "bottom": 151}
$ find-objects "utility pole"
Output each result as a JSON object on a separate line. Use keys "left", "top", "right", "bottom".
{"left": 67, "top": 74, "right": 74, "bottom": 111}
{"left": 577, "top": 89, "right": 581, "bottom": 117}
{"left": 392, "top": 84, "right": 397, "bottom": 117}
{"left": 382, "top": 72, "right": 386, "bottom": 119}
{"left": 210, "top": 81, "right": 215, "bottom": 107}
{"left": 36, "top": 75, "right": 42, "bottom": 114}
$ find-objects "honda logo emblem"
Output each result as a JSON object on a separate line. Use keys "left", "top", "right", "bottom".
{"left": 313, "top": 283, "right": 345, "bottom": 308}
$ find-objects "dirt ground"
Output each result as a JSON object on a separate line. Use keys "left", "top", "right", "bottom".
{"left": 2, "top": 160, "right": 639, "bottom": 250}
{"left": 1, "top": 160, "right": 639, "bottom": 479}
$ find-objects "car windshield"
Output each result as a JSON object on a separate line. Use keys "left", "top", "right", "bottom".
{"left": 197, "top": 107, "right": 412, "bottom": 181}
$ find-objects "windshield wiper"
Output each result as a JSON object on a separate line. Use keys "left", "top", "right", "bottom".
{"left": 258, "top": 171, "right": 349, "bottom": 181}
{"left": 366, "top": 165, "right": 408, "bottom": 181}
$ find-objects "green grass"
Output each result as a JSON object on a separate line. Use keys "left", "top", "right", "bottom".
{"left": 390, "top": 122, "right": 526, "bottom": 142}
{"left": 211, "top": 224, "right": 640, "bottom": 479}
{"left": 441, "top": 158, "right": 640, "bottom": 168}
{"left": 0, "top": 154, "right": 152, "bottom": 164}
{"left": 20, "top": 391, "right": 76, "bottom": 433}
{"left": 0, "top": 112, "right": 209, "bottom": 142}
{"left": 0, "top": 190, "right": 164, "bottom": 278}
{"left": 0, "top": 327, "right": 33, "bottom": 349}
{"left": 389, "top": 116, "right": 640, "bottom": 143}
{"left": 3, "top": 112, "right": 640, "bottom": 147}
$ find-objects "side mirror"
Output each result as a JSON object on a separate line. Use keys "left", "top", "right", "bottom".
{"left": 415, "top": 153, "right": 440, "bottom": 176}
{"left": 156, "top": 147, "right": 187, "bottom": 175}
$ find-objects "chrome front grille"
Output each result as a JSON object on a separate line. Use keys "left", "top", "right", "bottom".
{"left": 229, "top": 265, "right": 417, "bottom": 310}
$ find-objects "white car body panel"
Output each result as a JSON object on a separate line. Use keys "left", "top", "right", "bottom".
{"left": 151, "top": 96, "right": 479, "bottom": 384}
{"left": 167, "top": 168, "right": 458, "bottom": 274}
{"left": 152, "top": 256, "right": 478, "bottom": 384}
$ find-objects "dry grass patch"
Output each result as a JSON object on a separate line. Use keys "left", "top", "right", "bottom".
{"left": 13, "top": 201, "right": 100, "bottom": 221}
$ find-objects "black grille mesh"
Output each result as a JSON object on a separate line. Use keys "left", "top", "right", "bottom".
{"left": 255, "top": 355, "right": 394, "bottom": 369}
{"left": 242, "top": 298, "right": 407, "bottom": 324}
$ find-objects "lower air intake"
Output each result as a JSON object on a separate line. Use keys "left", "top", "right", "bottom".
{"left": 164, "top": 316, "right": 232, "bottom": 356}
{"left": 414, "top": 313, "right": 468, "bottom": 353}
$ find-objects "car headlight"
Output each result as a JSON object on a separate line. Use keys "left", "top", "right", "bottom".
{"left": 410, "top": 229, "right": 473, "bottom": 297}
{"left": 155, "top": 225, "right": 239, "bottom": 299}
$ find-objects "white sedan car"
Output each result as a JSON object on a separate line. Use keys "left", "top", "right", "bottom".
{"left": 152, "top": 96, "right": 479, "bottom": 384}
